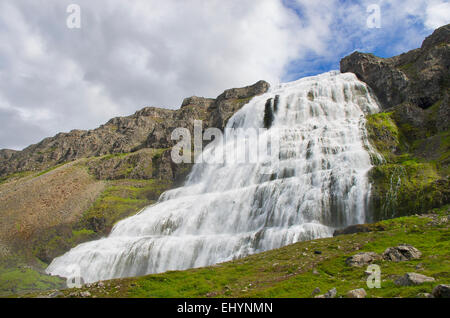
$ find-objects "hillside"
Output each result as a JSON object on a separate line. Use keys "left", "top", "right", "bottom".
{"left": 29, "top": 206, "right": 449, "bottom": 298}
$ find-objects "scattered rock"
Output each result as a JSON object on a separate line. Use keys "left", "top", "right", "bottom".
{"left": 432, "top": 284, "right": 450, "bottom": 298}
{"left": 383, "top": 244, "right": 422, "bottom": 262}
{"left": 417, "top": 293, "right": 434, "bottom": 298}
{"left": 315, "top": 288, "right": 337, "bottom": 298}
{"left": 394, "top": 273, "right": 435, "bottom": 286}
{"left": 346, "top": 288, "right": 367, "bottom": 298}
{"left": 325, "top": 288, "right": 337, "bottom": 298}
{"left": 80, "top": 291, "right": 92, "bottom": 298}
{"left": 311, "top": 287, "right": 321, "bottom": 296}
{"left": 48, "top": 291, "right": 64, "bottom": 298}
{"left": 346, "top": 252, "right": 381, "bottom": 267}
{"left": 312, "top": 269, "right": 320, "bottom": 275}
{"left": 98, "top": 282, "right": 105, "bottom": 288}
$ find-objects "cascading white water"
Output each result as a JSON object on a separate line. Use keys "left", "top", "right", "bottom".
{"left": 47, "top": 71, "right": 380, "bottom": 283}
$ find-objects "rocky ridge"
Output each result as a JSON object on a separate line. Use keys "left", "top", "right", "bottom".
{"left": 0, "top": 80, "right": 269, "bottom": 179}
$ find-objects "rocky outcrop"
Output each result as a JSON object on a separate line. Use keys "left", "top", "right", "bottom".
{"left": 0, "top": 80, "right": 269, "bottom": 178}
{"left": 394, "top": 273, "right": 435, "bottom": 286}
{"left": 432, "top": 284, "right": 450, "bottom": 298}
{"left": 346, "top": 252, "right": 381, "bottom": 267}
{"left": 346, "top": 288, "right": 367, "bottom": 298}
{"left": 0, "top": 149, "right": 17, "bottom": 161}
{"left": 341, "top": 24, "right": 449, "bottom": 112}
{"left": 207, "top": 80, "right": 270, "bottom": 130}
{"left": 333, "top": 224, "right": 371, "bottom": 236}
{"left": 382, "top": 244, "right": 422, "bottom": 262}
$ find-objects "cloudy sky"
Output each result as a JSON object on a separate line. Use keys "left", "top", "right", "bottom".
{"left": 0, "top": 0, "right": 449, "bottom": 150}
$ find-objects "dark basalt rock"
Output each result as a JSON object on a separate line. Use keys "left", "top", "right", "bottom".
{"left": 333, "top": 224, "right": 371, "bottom": 236}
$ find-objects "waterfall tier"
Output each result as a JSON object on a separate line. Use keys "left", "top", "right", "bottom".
{"left": 47, "top": 71, "right": 380, "bottom": 283}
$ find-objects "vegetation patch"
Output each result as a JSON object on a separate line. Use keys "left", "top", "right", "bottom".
{"left": 77, "top": 179, "right": 171, "bottom": 236}
{"left": 366, "top": 105, "right": 449, "bottom": 220}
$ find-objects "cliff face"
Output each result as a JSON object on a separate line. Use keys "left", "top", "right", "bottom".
{"left": 341, "top": 24, "right": 449, "bottom": 112}
{"left": 0, "top": 80, "right": 269, "bottom": 179}
{"left": 340, "top": 24, "right": 450, "bottom": 220}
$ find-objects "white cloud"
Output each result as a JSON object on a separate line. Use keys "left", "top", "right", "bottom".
{"left": 0, "top": 0, "right": 448, "bottom": 150}
{"left": 425, "top": 2, "right": 450, "bottom": 29}
{"left": 0, "top": 0, "right": 314, "bottom": 150}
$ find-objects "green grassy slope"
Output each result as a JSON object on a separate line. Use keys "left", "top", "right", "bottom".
{"left": 31, "top": 206, "right": 448, "bottom": 298}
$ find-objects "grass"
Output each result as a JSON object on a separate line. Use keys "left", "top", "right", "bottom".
{"left": 366, "top": 105, "right": 449, "bottom": 220}
{"left": 0, "top": 266, "right": 64, "bottom": 296}
{"left": 0, "top": 253, "right": 65, "bottom": 297}
{"left": 33, "top": 210, "right": 448, "bottom": 298}
{"left": 78, "top": 178, "right": 171, "bottom": 235}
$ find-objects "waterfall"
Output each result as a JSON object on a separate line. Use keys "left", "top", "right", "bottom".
{"left": 46, "top": 71, "right": 380, "bottom": 283}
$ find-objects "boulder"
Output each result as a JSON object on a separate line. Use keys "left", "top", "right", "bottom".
{"left": 346, "top": 288, "right": 367, "bottom": 298}
{"left": 311, "top": 287, "right": 321, "bottom": 297}
{"left": 325, "top": 288, "right": 337, "bottom": 298}
{"left": 79, "top": 291, "right": 92, "bottom": 298}
{"left": 346, "top": 252, "right": 381, "bottom": 267}
{"left": 432, "top": 284, "right": 450, "bottom": 298}
{"left": 314, "top": 288, "right": 337, "bottom": 299}
{"left": 394, "top": 273, "right": 435, "bottom": 286}
{"left": 382, "top": 244, "right": 422, "bottom": 262}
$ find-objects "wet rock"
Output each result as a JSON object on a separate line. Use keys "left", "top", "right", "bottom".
{"left": 346, "top": 252, "right": 381, "bottom": 267}
{"left": 383, "top": 244, "right": 422, "bottom": 262}
{"left": 432, "top": 284, "right": 450, "bottom": 298}
{"left": 394, "top": 273, "right": 435, "bottom": 286}
{"left": 346, "top": 288, "right": 367, "bottom": 298}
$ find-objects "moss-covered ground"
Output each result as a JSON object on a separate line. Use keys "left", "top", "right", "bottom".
{"left": 366, "top": 106, "right": 449, "bottom": 220}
